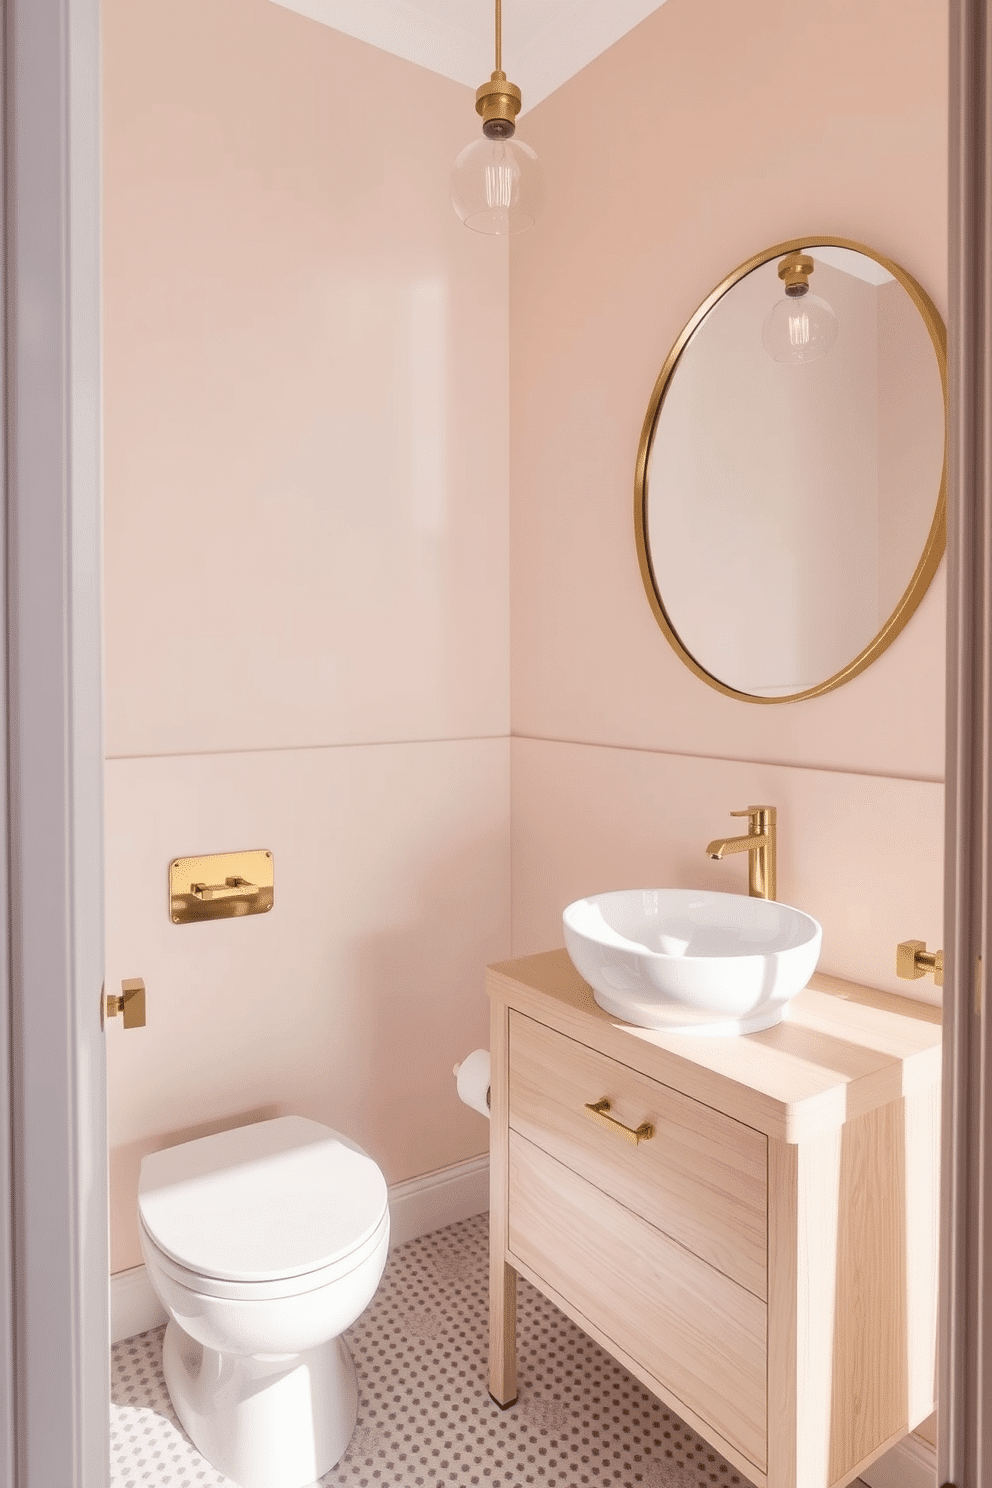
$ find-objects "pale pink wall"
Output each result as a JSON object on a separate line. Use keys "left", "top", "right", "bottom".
{"left": 104, "top": 0, "right": 509, "bottom": 756}
{"left": 508, "top": 2, "right": 946, "bottom": 971}
{"left": 103, "top": 0, "right": 510, "bottom": 1271}
{"left": 105, "top": 742, "right": 508, "bottom": 1271}
{"left": 510, "top": 0, "right": 947, "bottom": 779}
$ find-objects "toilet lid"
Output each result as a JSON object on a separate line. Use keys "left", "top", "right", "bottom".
{"left": 138, "top": 1116, "right": 388, "bottom": 1284}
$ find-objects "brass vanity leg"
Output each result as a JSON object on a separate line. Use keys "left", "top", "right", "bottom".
{"left": 489, "top": 994, "right": 518, "bottom": 1408}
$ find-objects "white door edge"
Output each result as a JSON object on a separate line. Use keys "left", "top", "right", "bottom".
{"left": 5, "top": 0, "right": 107, "bottom": 1483}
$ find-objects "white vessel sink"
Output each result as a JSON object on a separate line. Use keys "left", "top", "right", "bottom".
{"left": 562, "top": 888, "right": 822, "bottom": 1036}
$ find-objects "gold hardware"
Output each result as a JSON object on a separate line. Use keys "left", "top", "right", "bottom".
{"left": 475, "top": 0, "right": 523, "bottom": 139}
{"left": 777, "top": 251, "right": 815, "bottom": 296}
{"left": 103, "top": 977, "right": 146, "bottom": 1030}
{"left": 896, "top": 938, "right": 944, "bottom": 988}
{"left": 475, "top": 71, "right": 522, "bottom": 136}
{"left": 706, "top": 805, "right": 777, "bottom": 900}
{"left": 633, "top": 235, "right": 947, "bottom": 705}
{"left": 192, "top": 876, "right": 261, "bottom": 902}
{"left": 170, "top": 849, "right": 274, "bottom": 925}
{"left": 584, "top": 1098, "right": 654, "bottom": 1146}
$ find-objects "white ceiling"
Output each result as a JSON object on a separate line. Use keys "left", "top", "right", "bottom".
{"left": 269, "top": 0, "right": 671, "bottom": 113}
{"left": 812, "top": 246, "right": 895, "bottom": 286}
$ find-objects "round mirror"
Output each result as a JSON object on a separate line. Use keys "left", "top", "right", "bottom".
{"left": 635, "top": 238, "right": 947, "bottom": 702}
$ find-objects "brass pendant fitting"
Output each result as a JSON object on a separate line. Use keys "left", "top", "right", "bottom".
{"left": 778, "top": 252, "right": 815, "bottom": 297}
{"left": 476, "top": 71, "right": 522, "bottom": 139}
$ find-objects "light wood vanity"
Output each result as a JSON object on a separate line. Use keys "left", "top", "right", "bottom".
{"left": 488, "top": 950, "right": 941, "bottom": 1488}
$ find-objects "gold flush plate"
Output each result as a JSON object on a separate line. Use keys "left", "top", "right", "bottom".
{"left": 170, "top": 849, "right": 274, "bottom": 925}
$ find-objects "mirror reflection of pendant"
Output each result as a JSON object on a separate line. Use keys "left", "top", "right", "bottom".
{"left": 762, "top": 251, "right": 839, "bottom": 363}
{"left": 788, "top": 307, "right": 810, "bottom": 347}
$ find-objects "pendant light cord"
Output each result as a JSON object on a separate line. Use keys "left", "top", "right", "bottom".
{"left": 495, "top": 0, "right": 502, "bottom": 72}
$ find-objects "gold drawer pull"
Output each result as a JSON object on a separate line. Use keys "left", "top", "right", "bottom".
{"left": 584, "top": 1098, "right": 654, "bottom": 1145}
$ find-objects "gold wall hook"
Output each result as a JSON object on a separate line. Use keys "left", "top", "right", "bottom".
{"left": 103, "top": 977, "right": 146, "bottom": 1029}
{"left": 897, "top": 939, "right": 944, "bottom": 988}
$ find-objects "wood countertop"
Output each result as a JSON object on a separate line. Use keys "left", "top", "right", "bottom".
{"left": 487, "top": 949, "right": 942, "bottom": 1143}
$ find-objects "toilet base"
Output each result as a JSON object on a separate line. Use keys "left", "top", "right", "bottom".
{"left": 162, "top": 1317, "right": 358, "bottom": 1488}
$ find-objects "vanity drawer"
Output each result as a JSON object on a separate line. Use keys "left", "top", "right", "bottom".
{"left": 508, "top": 1131, "right": 767, "bottom": 1472}
{"left": 508, "top": 1011, "right": 767, "bottom": 1298}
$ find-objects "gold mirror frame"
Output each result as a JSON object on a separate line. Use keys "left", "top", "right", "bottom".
{"left": 634, "top": 236, "right": 948, "bottom": 704}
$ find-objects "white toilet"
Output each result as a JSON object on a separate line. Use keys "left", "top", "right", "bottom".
{"left": 138, "top": 1115, "right": 389, "bottom": 1488}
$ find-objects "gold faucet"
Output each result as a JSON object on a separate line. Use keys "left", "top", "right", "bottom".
{"left": 706, "top": 806, "right": 777, "bottom": 900}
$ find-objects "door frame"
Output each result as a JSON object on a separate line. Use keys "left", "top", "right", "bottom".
{"left": 3, "top": 1, "right": 108, "bottom": 1484}
{"left": 939, "top": 2, "right": 992, "bottom": 1483}
{"left": 2, "top": 1, "right": 991, "bottom": 1486}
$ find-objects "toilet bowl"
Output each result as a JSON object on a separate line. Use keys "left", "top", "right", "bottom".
{"left": 138, "top": 1116, "right": 389, "bottom": 1488}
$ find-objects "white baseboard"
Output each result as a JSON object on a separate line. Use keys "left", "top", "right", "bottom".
{"left": 386, "top": 1152, "right": 489, "bottom": 1249}
{"left": 111, "top": 1152, "right": 490, "bottom": 1344}
{"left": 859, "top": 1429, "right": 936, "bottom": 1488}
{"left": 110, "top": 1262, "right": 168, "bottom": 1344}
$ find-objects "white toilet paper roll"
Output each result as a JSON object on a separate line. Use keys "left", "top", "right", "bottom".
{"left": 454, "top": 1049, "right": 491, "bottom": 1119}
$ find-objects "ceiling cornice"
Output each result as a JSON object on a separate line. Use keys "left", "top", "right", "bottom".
{"left": 269, "top": 1, "right": 670, "bottom": 113}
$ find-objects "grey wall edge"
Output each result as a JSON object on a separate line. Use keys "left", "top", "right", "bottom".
{"left": 940, "top": 2, "right": 992, "bottom": 1485}
{"left": 6, "top": 0, "right": 108, "bottom": 1484}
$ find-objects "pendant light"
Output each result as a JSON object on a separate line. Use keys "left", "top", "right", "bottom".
{"left": 762, "top": 252, "right": 839, "bottom": 364}
{"left": 450, "top": 0, "right": 544, "bottom": 235}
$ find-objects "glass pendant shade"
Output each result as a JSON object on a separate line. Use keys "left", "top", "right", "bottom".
{"left": 450, "top": 136, "right": 544, "bottom": 236}
{"left": 762, "top": 292, "right": 839, "bottom": 364}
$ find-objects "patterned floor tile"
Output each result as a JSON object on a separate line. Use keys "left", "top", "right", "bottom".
{"left": 111, "top": 1212, "right": 760, "bottom": 1487}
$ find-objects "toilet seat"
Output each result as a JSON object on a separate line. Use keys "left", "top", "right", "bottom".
{"left": 139, "top": 1205, "right": 389, "bottom": 1302}
{"left": 139, "top": 1116, "right": 389, "bottom": 1287}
